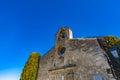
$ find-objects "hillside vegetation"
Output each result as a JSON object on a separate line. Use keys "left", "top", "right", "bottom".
{"left": 20, "top": 52, "right": 40, "bottom": 80}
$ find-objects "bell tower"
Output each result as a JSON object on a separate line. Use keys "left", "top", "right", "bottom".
{"left": 56, "top": 27, "right": 73, "bottom": 44}
{"left": 55, "top": 27, "right": 73, "bottom": 56}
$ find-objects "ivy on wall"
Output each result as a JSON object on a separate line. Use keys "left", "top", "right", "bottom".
{"left": 104, "top": 36, "right": 120, "bottom": 79}
{"left": 105, "top": 36, "right": 120, "bottom": 47}
{"left": 20, "top": 52, "right": 40, "bottom": 80}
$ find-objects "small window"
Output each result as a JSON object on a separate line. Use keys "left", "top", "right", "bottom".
{"left": 58, "top": 46, "right": 66, "bottom": 55}
{"left": 110, "top": 47, "right": 119, "bottom": 58}
{"left": 93, "top": 74, "right": 103, "bottom": 80}
{"left": 107, "top": 68, "right": 112, "bottom": 74}
{"left": 59, "top": 28, "right": 66, "bottom": 41}
{"left": 53, "top": 63, "right": 56, "bottom": 67}
{"left": 60, "top": 47, "right": 66, "bottom": 55}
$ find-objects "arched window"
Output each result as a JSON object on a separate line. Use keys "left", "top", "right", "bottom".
{"left": 60, "top": 47, "right": 66, "bottom": 55}
{"left": 58, "top": 46, "right": 66, "bottom": 55}
{"left": 59, "top": 28, "right": 66, "bottom": 41}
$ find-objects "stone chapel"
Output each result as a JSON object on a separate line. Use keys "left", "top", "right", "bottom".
{"left": 36, "top": 27, "right": 118, "bottom": 80}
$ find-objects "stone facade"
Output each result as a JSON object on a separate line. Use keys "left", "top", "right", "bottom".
{"left": 37, "top": 27, "right": 116, "bottom": 80}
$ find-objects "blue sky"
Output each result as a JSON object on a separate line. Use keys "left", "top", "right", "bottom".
{"left": 0, "top": 0, "right": 120, "bottom": 80}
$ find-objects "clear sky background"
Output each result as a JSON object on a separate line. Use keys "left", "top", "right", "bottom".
{"left": 0, "top": 0, "right": 120, "bottom": 80}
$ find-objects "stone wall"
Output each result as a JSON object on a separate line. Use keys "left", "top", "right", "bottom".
{"left": 36, "top": 38, "right": 115, "bottom": 80}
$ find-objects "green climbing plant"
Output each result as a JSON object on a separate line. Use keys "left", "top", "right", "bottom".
{"left": 104, "top": 36, "right": 120, "bottom": 79}
{"left": 105, "top": 36, "right": 120, "bottom": 47}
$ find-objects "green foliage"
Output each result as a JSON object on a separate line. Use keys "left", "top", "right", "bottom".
{"left": 105, "top": 36, "right": 120, "bottom": 47}
{"left": 104, "top": 36, "right": 120, "bottom": 79}
{"left": 20, "top": 52, "right": 40, "bottom": 80}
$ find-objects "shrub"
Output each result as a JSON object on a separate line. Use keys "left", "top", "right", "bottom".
{"left": 20, "top": 52, "right": 40, "bottom": 80}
